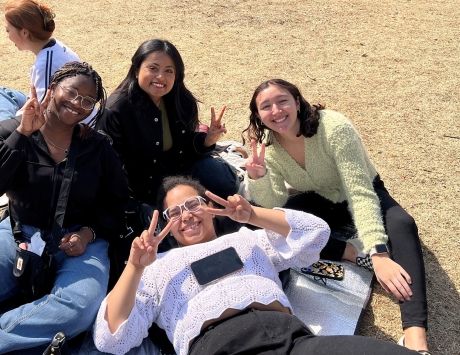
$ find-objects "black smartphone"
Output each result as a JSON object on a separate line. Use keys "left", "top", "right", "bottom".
{"left": 191, "top": 247, "right": 244, "bottom": 285}
{"left": 301, "top": 261, "right": 345, "bottom": 281}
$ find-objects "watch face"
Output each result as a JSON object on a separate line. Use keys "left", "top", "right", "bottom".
{"left": 375, "top": 244, "right": 388, "bottom": 254}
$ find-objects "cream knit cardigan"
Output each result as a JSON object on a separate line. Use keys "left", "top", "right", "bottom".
{"left": 247, "top": 109, "right": 388, "bottom": 253}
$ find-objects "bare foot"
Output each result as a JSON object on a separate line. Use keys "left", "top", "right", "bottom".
{"left": 403, "top": 326, "right": 429, "bottom": 351}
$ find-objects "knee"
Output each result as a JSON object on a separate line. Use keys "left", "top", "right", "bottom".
{"left": 192, "top": 157, "right": 239, "bottom": 198}
{"left": 386, "top": 207, "right": 418, "bottom": 235}
{"left": 52, "top": 280, "right": 107, "bottom": 334}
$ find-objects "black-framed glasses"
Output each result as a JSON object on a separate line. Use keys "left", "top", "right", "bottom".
{"left": 162, "top": 196, "right": 206, "bottom": 221}
{"left": 58, "top": 84, "right": 97, "bottom": 111}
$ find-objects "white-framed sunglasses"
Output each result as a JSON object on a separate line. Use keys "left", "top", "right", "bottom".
{"left": 162, "top": 196, "right": 207, "bottom": 221}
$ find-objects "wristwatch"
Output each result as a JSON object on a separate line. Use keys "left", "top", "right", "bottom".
{"left": 369, "top": 243, "right": 389, "bottom": 256}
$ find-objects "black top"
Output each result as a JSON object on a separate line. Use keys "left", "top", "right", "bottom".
{"left": 0, "top": 118, "right": 129, "bottom": 240}
{"left": 96, "top": 87, "right": 214, "bottom": 205}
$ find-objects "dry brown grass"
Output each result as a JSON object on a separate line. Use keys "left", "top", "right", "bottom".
{"left": 1, "top": 1, "right": 459, "bottom": 353}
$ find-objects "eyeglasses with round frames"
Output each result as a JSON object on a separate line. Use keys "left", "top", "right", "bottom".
{"left": 58, "top": 84, "right": 97, "bottom": 111}
{"left": 162, "top": 196, "right": 207, "bottom": 221}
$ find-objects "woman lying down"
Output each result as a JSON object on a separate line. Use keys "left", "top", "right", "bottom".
{"left": 92, "top": 176, "right": 418, "bottom": 355}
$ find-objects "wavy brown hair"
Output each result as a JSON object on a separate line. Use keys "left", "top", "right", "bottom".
{"left": 242, "top": 79, "right": 324, "bottom": 146}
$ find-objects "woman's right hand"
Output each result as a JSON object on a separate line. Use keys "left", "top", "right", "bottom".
{"left": 128, "top": 210, "right": 173, "bottom": 268}
{"left": 17, "top": 86, "right": 51, "bottom": 136}
{"left": 245, "top": 140, "right": 267, "bottom": 179}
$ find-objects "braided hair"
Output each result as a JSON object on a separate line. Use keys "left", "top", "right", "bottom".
{"left": 50, "top": 61, "right": 107, "bottom": 127}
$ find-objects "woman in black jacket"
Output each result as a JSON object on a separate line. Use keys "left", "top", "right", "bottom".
{"left": 0, "top": 62, "right": 129, "bottom": 353}
{"left": 96, "top": 39, "right": 239, "bottom": 210}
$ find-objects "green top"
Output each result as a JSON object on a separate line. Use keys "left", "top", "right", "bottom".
{"left": 159, "top": 100, "right": 173, "bottom": 151}
{"left": 247, "top": 109, "right": 387, "bottom": 253}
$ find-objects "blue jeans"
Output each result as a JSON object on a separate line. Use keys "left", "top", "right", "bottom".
{"left": 0, "top": 87, "right": 27, "bottom": 121}
{"left": 0, "top": 217, "right": 110, "bottom": 353}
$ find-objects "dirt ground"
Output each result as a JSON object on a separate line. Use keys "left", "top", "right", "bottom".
{"left": 1, "top": 0, "right": 459, "bottom": 353}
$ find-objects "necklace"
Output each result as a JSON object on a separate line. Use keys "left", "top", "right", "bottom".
{"left": 41, "top": 132, "right": 70, "bottom": 155}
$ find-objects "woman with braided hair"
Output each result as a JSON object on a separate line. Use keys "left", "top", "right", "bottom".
{"left": 0, "top": 61, "right": 129, "bottom": 353}
{"left": 1, "top": 0, "right": 80, "bottom": 120}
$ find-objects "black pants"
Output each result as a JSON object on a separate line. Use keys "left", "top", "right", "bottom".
{"left": 189, "top": 309, "right": 418, "bottom": 355}
{"left": 284, "top": 176, "right": 427, "bottom": 330}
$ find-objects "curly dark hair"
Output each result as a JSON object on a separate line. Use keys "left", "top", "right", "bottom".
{"left": 242, "top": 79, "right": 324, "bottom": 146}
{"left": 50, "top": 61, "right": 107, "bottom": 127}
{"left": 156, "top": 175, "right": 208, "bottom": 212}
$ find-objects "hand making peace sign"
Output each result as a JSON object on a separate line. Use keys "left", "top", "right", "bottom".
{"left": 128, "top": 210, "right": 173, "bottom": 268}
{"left": 204, "top": 105, "right": 227, "bottom": 147}
{"left": 245, "top": 139, "right": 267, "bottom": 179}
{"left": 16, "top": 86, "right": 51, "bottom": 136}
{"left": 203, "top": 190, "right": 253, "bottom": 224}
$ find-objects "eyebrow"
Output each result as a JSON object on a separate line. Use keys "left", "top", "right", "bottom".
{"left": 146, "top": 62, "right": 175, "bottom": 69}
{"left": 258, "top": 94, "right": 290, "bottom": 106}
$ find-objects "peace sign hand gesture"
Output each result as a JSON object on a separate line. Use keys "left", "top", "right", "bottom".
{"left": 204, "top": 105, "right": 227, "bottom": 147}
{"left": 128, "top": 210, "right": 173, "bottom": 269}
{"left": 203, "top": 191, "right": 253, "bottom": 224}
{"left": 17, "top": 86, "right": 51, "bottom": 136}
{"left": 245, "top": 140, "right": 267, "bottom": 179}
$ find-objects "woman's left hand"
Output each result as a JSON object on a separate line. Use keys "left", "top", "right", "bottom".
{"left": 372, "top": 254, "right": 413, "bottom": 302}
{"left": 204, "top": 106, "right": 227, "bottom": 147}
{"left": 203, "top": 190, "right": 253, "bottom": 224}
{"left": 59, "top": 228, "right": 93, "bottom": 256}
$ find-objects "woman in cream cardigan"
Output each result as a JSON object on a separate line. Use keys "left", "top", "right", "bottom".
{"left": 243, "top": 78, "right": 429, "bottom": 354}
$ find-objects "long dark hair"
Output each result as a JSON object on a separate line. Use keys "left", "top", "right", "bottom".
{"left": 50, "top": 61, "right": 107, "bottom": 129}
{"left": 242, "top": 79, "right": 324, "bottom": 145}
{"left": 116, "top": 39, "right": 199, "bottom": 129}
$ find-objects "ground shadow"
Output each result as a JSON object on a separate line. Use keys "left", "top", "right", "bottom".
{"left": 357, "top": 242, "right": 460, "bottom": 355}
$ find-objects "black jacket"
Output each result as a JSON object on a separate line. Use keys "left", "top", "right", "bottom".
{"left": 0, "top": 119, "right": 129, "bottom": 240}
{"left": 96, "top": 87, "right": 213, "bottom": 205}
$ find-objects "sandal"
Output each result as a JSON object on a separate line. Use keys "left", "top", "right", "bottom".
{"left": 398, "top": 335, "right": 432, "bottom": 355}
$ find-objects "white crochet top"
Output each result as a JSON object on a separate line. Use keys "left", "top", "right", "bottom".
{"left": 93, "top": 209, "right": 329, "bottom": 355}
